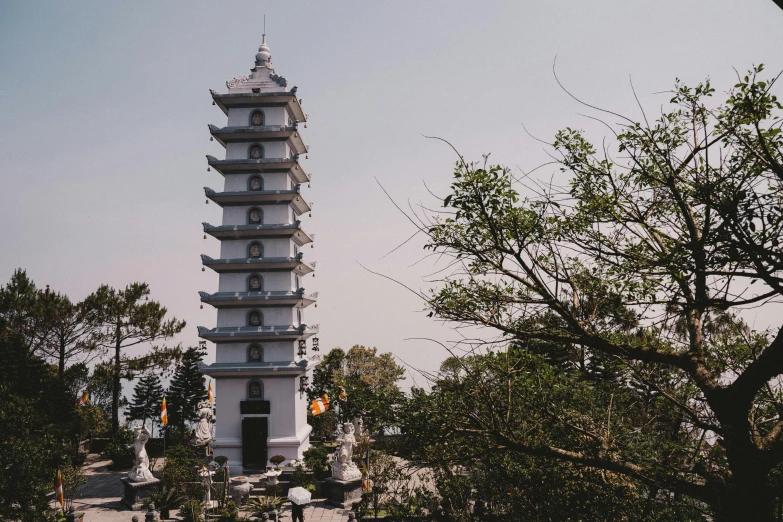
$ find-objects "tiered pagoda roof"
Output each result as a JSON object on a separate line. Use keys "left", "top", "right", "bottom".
{"left": 206, "top": 155, "right": 310, "bottom": 183}
{"left": 204, "top": 187, "right": 311, "bottom": 214}
{"left": 198, "top": 290, "right": 317, "bottom": 309}
{"left": 200, "top": 254, "right": 314, "bottom": 275}
{"left": 202, "top": 222, "right": 313, "bottom": 245}
{"left": 197, "top": 324, "right": 318, "bottom": 342}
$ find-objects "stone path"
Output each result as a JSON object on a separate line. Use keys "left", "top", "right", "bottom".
{"left": 73, "top": 454, "right": 350, "bottom": 521}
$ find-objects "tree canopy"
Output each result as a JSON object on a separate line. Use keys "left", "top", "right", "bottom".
{"left": 412, "top": 66, "right": 783, "bottom": 521}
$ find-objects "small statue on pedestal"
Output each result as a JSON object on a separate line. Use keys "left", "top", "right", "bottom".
{"left": 331, "top": 422, "right": 362, "bottom": 481}
{"left": 194, "top": 401, "right": 213, "bottom": 446}
{"left": 128, "top": 426, "right": 155, "bottom": 482}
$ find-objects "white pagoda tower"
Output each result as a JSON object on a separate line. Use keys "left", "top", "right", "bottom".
{"left": 199, "top": 35, "right": 318, "bottom": 472}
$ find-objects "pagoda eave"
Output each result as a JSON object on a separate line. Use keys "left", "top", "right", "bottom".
{"left": 206, "top": 156, "right": 310, "bottom": 183}
{"left": 200, "top": 255, "right": 315, "bottom": 275}
{"left": 197, "top": 325, "right": 319, "bottom": 343}
{"left": 204, "top": 188, "right": 311, "bottom": 213}
{"left": 202, "top": 223, "right": 313, "bottom": 244}
{"left": 211, "top": 92, "right": 307, "bottom": 122}
{"left": 199, "top": 291, "right": 317, "bottom": 308}
{"left": 208, "top": 126, "right": 307, "bottom": 154}
{"left": 199, "top": 361, "right": 317, "bottom": 378}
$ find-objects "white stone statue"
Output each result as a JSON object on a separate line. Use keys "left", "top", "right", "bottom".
{"left": 331, "top": 422, "right": 361, "bottom": 481}
{"left": 128, "top": 426, "right": 155, "bottom": 482}
{"left": 194, "top": 401, "right": 213, "bottom": 446}
{"left": 352, "top": 417, "right": 364, "bottom": 438}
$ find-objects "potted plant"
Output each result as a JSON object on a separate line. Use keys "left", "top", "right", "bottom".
{"left": 145, "top": 486, "right": 184, "bottom": 519}
{"left": 269, "top": 454, "right": 286, "bottom": 470}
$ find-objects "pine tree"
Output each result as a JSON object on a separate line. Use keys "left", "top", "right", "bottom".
{"left": 125, "top": 373, "right": 164, "bottom": 434}
{"left": 167, "top": 346, "right": 207, "bottom": 428}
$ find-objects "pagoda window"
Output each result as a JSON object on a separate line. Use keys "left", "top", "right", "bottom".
{"left": 249, "top": 144, "right": 264, "bottom": 159}
{"left": 291, "top": 208, "right": 297, "bottom": 224}
{"left": 297, "top": 309, "right": 302, "bottom": 326}
{"left": 248, "top": 176, "right": 263, "bottom": 191}
{"left": 248, "top": 207, "right": 263, "bottom": 225}
{"left": 248, "top": 274, "right": 263, "bottom": 292}
{"left": 247, "top": 310, "right": 263, "bottom": 327}
{"left": 247, "top": 344, "right": 264, "bottom": 363}
{"left": 247, "top": 380, "right": 264, "bottom": 399}
{"left": 248, "top": 242, "right": 263, "bottom": 258}
{"left": 250, "top": 110, "right": 265, "bottom": 126}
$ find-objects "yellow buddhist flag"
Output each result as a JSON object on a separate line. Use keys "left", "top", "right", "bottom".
{"left": 208, "top": 381, "right": 214, "bottom": 405}
{"left": 55, "top": 467, "right": 64, "bottom": 507}
{"left": 160, "top": 397, "right": 168, "bottom": 426}
{"left": 310, "top": 393, "right": 329, "bottom": 416}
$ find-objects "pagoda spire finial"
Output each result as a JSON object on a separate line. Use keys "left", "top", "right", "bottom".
{"left": 255, "top": 16, "right": 271, "bottom": 67}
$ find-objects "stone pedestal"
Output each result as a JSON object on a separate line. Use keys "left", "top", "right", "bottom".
{"left": 323, "top": 477, "right": 363, "bottom": 508}
{"left": 120, "top": 477, "right": 161, "bottom": 510}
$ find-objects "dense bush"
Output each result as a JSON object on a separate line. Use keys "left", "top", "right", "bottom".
{"left": 103, "top": 426, "right": 134, "bottom": 468}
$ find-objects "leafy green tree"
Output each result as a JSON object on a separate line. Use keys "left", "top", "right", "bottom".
{"left": 308, "top": 346, "right": 405, "bottom": 433}
{"left": 400, "top": 353, "right": 703, "bottom": 521}
{"left": 307, "top": 347, "right": 345, "bottom": 439}
{"left": 0, "top": 269, "right": 51, "bottom": 357}
{"left": 38, "top": 290, "right": 101, "bottom": 382}
{"left": 416, "top": 66, "right": 783, "bottom": 521}
{"left": 167, "top": 346, "right": 207, "bottom": 428}
{"left": 84, "top": 283, "right": 185, "bottom": 435}
{"left": 0, "top": 388, "right": 58, "bottom": 522}
{"left": 126, "top": 373, "right": 165, "bottom": 434}
{"left": 336, "top": 345, "right": 405, "bottom": 432}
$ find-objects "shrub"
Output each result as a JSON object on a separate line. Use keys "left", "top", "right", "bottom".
{"left": 270, "top": 454, "right": 286, "bottom": 468}
{"left": 303, "top": 444, "right": 331, "bottom": 479}
{"left": 161, "top": 444, "right": 201, "bottom": 494}
{"left": 103, "top": 426, "right": 134, "bottom": 467}
{"left": 180, "top": 500, "right": 204, "bottom": 522}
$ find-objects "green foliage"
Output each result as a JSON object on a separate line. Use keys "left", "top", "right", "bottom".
{"left": 126, "top": 373, "right": 165, "bottom": 434}
{"left": 60, "top": 458, "right": 87, "bottom": 513}
{"left": 103, "top": 426, "right": 134, "bottom": 467}
{"left": 303, "top": 444, "right": 331, "bottom": 475}
{"left": 291, "top": 462, "right": 314, "bottom": 489}
{"left": 161, "top": 443, "right": 201, "bottom": 493}
{"left": 246, "top": 496, "right": 274, "bottom": 515}
{"left": 144, "top": 485, "right": 184, "bottom": 512}
{"left": 0, "top": 384, "right": 58, "bottom": 522}
{"left": 179, "top": 500, "right": 204, "bottom": 522}
{"left": 417, "top": 67, "right": 783, "bottom": 521}
{"left": 83, "top": 282, "right": 185, "bottom": 435}
{"left": 167, "top": 346, "right": 207, "bottom": 428}
{"left": 308, "top": 345, "right": 405, "bottom": 432}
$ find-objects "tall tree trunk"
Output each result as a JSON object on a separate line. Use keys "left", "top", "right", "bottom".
{"left": 111, "top": 321, "right": 121, "bottom": 436}
{"left": 58, "top": 335, "right": 65, "bottom": 382}
{"left": 717, "top": 477, "right": 774, "bottom": 522}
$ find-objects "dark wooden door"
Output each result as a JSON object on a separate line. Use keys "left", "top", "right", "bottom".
{"left": 242, "top": 417, "right": 268, "bottom": 467}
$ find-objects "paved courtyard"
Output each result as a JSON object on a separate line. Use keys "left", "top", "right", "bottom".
{"left": 74, "top": 455, "right": 350, "bottom": 521}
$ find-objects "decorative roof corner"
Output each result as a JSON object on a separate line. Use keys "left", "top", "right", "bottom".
{"left": 198, "top": 291, "right": 210, "bottom": 299}
{"left": 208, "top": 124, "right": 220, "bottom": 132}
{"left": 290, "top": 86, "right": 298, "bottom": 94}
{"left": 206, "top": 154, "right": 219, "bottom": 162}
{"left": 270, "top": 73, "right": 287, "bottom": 88}
{"left": 200, "top": 254, "right": 215, "bottom": 263}
{"left": 197, "top": 326, "right": 211, "bottom": 336}
{"left": 210, "top": 89, "right": 220, "bottom": 96}
{"left": 202, "top": 222, "right": 212, "bottom": 231}
{"left": 204, "top": 187, "right": 216, "bottom": 197}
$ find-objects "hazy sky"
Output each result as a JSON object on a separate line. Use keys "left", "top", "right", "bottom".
{"left": 1, "top": 1, "right": 781, "bottom": 389}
